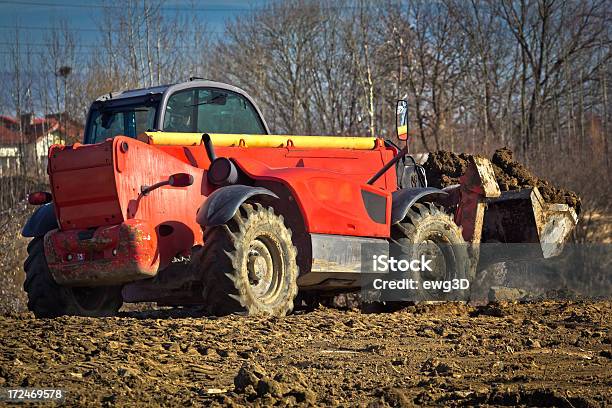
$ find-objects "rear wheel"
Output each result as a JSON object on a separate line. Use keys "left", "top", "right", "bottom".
{"left": 390, "top": 203, "right": 471, "bottom": 302}
{"left": 199, "top": 203, "right": 298, "bottom": 316}
{"left": 24, "top": 238, "right": 123, "bottom": 318}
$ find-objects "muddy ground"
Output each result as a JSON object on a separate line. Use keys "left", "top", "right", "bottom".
{"left": 423, "top": 148, "right": 582, "bottom": 213}
{"left": 0, "top": 300, "right": 609, "bottom": 407}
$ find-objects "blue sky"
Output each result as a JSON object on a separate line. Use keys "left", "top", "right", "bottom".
{"left": 0, "top": 0, "right": 267, "bottom": 61}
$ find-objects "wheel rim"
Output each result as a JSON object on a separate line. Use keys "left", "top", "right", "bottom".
{"left": 246, "top": 234, "right": 284, "bottom": 302}
{"left": 417, "top": 234, "right": 453, "bottom": 281}
{"left": 70, "top": 287, "right": 108, "bottom": 312}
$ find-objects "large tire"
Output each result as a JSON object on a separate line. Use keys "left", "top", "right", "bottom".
{"left": 24, "top": 238, "right": 123, "bottom": 318}
{"left": 390, "top": 202, "right": 471, "bottom": 301}
{"left": 200, "top": 203, "right": 298, "bottom": 316}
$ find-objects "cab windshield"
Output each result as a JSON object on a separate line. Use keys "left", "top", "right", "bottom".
{"left": 85, "top": 97, "right": 159, "bottom": 144}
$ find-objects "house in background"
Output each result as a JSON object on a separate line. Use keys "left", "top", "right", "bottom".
{"left": 0, "top": 113, "right": 83, "bottom": 176}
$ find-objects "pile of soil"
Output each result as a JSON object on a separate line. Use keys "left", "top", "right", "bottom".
{"left": 423, "top": 147, "right": 581, "bottom": 213}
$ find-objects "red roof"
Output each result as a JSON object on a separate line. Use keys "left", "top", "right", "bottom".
{"left": 0, "top": 115, "right": 17, "bottom": 124}
{"left": 0, "top": 123, "right": 23, "bottom": 144}
{"left": 0, "top": 114, "right": 83, "bottom": 145}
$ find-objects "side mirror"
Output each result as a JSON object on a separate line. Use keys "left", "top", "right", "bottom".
{"left": 168, "top": 173, "right": 194, "bottom": 187}
{"left": 141, "top": 173, "right": 194, "bottom": 196}
{"left": 396, "top": 100, "right": 408, "bottom": 140}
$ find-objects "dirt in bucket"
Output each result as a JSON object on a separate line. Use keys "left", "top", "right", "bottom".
{"left": 422, "top": 147, "right": 581, "bottom": 213}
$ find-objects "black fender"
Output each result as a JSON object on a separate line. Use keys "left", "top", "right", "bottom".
{"left": 391, "top": 187, "right": 448, "bottom": 224}
{"left": 196, "top": 185, "right": 279, "bottom": 227}
{"left": 21, "top": 202, "right": 58, "bottom": 238}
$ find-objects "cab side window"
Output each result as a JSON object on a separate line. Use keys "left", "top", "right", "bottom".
{"left": 196, "top": 89, "right": 265, "bottom": 134}
{"left": 163, "top": 87, "right": 265, "bottom": 134}
{"left": 163, "top": 89, "right": 196, "bottom": 132}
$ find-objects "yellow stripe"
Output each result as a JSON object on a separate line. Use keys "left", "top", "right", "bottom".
{"left": 144, "top": 132, "right": 378, "bottom": 150}
{"left": 397, "top": 125, "right": 407, "bottom": 136}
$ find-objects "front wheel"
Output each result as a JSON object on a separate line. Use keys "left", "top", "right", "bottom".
{"left": 199, "top": 203, "right": 299, "bottom": 316}
{"left": 24, "top": 238, "right": 123, "bottom": 318}
{"left": 390, "top": 203, "right": 471, "bottom": 302}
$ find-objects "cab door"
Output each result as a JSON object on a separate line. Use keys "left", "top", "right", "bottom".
{"left": 161, "top": 87, "right": 267, "bottom": 135}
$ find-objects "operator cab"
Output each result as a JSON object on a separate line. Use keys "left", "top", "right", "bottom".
{"left": 84, "top": 80, "right": 270, "bottom": 144}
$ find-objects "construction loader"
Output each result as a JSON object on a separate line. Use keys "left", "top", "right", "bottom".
{"left": 21, "top": 80, "right": 578, "bottom": 317}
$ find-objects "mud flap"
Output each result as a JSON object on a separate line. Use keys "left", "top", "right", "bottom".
{"left": 391, "top": 187, "right": 447, "bottom": 224}
{"left": 196, "top": 185, "right": 278, "bottom": 227}
{"left": 22, "top": 203, "right": 58, "bottom": 238}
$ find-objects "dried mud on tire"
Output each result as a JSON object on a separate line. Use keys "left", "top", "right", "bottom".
{"left": 0, "top": 301, "right": 610, "bottom": 406}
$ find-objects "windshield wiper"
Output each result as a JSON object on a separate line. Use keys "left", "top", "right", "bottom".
{"left": 189, "top": 94, "right": 227, "bottom": 106}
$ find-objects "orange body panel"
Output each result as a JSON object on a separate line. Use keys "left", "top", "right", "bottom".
{"left": 227, "top": 156, "right": 392, "bottom": 237}
{"left": 49, "top": 137, "right": 206, "bottom": 271}
{"left": 154, "top": 142, "right": 397, "bottom": 237}
{"left": 156, "top": 142, "right": 397, "bottom": 237}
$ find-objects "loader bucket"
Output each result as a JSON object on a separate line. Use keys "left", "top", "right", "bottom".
{"left": 482, "top": 187, "right": 578, "bottom": 259}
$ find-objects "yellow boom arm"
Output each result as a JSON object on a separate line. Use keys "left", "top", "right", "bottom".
{"left": 143, "top": 131, "right": 378, "bottom": 150}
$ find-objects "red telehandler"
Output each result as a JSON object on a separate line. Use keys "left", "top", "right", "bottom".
{"left": 22, "top": 80, "right": 577, "bottom": 317}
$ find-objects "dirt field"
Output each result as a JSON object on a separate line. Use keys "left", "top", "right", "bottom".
{"left": 0, "top": 300, "right": 609, "bottom": 407}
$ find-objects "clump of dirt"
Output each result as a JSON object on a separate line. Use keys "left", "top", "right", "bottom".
{"left": 423, "top": 147, "right": 581, "bottom": 213}
{"left": 233, "top": 362, "right": 316, "bottom": 404}
{"left": 489, "top": 147, "right": 536, "bottom": 190}
{"left": 420, "top": 150, "right": 472, "bottom": 188}
{"left": 491, "top": 147, "right": 581, "bottom": 212}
